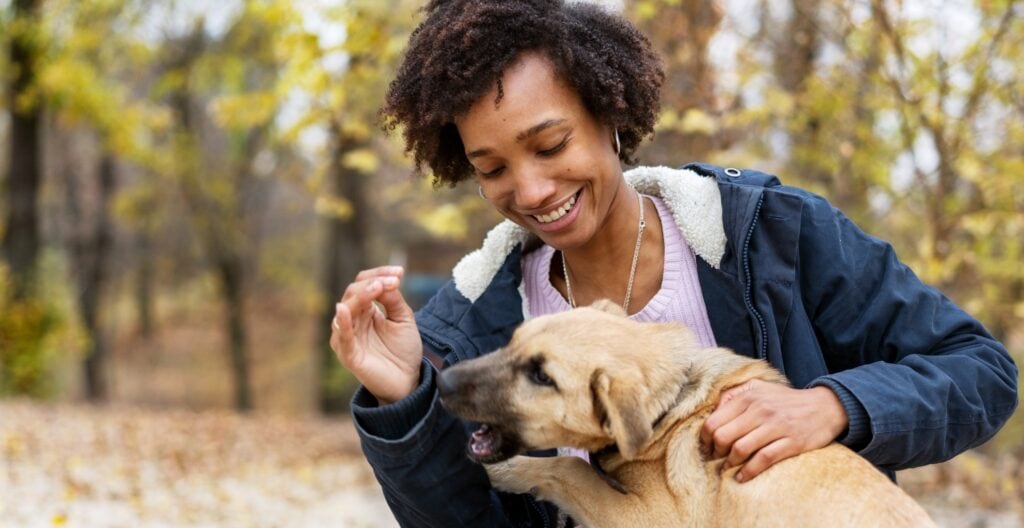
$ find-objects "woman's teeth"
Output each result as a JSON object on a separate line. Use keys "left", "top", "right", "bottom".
{"left": 534, "top": 193, "right": 577, "bottom": 224}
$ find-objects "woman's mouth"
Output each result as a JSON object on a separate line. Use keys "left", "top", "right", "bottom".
{"left": 530, "top": 190, "right": 582, "bottom": 232}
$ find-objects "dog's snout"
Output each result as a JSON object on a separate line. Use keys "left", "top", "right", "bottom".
{"left": 437, "top": 369, "right": 456, "bottom": 397}
{"left": 438, "top": 367, "right": 473, "bottom": 398}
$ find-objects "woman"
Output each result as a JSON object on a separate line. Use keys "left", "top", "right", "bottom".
{"left": 330, "top": 1, "right": 1018, "bottom": 526}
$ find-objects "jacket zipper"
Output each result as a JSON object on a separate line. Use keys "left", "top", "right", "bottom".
{"left": 529, "top": 497, "right": 551, "bottom": 528}
{"left": 741, "top": 194, "right": 769, "bottom": 360}
{"left": 420, "top": 330, "right": 455, "bottom": 364}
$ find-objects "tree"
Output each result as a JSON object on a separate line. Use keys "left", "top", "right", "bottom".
{"left": 33, "top": 0, "right": 159, "bottom": 400}
{"left": 868, "top": 0, "right": 1024, "bottom": 340}
{"left": 277, "top": 0, "right": 420, "bottom": 412}
{"left": 629, "top": 0, "right": 726, "bottom": 164}
{"left": 154, "top": 1, "right": 299, "bottom": 411}
{"left": 2, "top": 0, "right": 43, "bottom": 299}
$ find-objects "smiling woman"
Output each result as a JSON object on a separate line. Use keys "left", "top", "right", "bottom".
{"left": 455, "top": 52, "right": 647, "bottom": 290}
{"left": 327, "top": 0, "right": 1018, "bottom": 527}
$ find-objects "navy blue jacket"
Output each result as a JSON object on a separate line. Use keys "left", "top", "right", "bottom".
{"left": 351, "top": 163, "right": 1018, "bottom": 527}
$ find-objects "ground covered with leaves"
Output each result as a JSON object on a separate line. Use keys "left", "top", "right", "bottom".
{"left": 0, "top": 400, "right": 395, "bottom": 528}
{"left": 1, "top": 400, "right": 1021, "bottom": 527}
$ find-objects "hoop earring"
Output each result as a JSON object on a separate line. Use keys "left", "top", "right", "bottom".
{"left": 478, "top": 185, "right": 487, "bottom": 200}
{"left": 614, "top": 128, "right": 621, "bottom": 156}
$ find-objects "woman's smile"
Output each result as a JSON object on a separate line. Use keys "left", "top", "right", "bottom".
{"left": 525, "top": 189, "right": 583, "bottom": 232}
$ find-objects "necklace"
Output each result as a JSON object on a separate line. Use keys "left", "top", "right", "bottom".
{"left": 562, "top": 189, "right": 646, "bottom": 313}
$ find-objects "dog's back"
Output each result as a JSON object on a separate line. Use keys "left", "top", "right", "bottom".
{"left": 713, "top": 443, "right": 933, "bottom": 527}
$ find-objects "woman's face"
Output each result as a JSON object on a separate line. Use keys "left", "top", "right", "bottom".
{"left": 455, "top": 52, "right": 627, "bottom": 251}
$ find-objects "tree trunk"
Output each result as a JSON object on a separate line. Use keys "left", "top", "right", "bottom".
{"left": 58, "top": 127, "right": 117, "bottom": 401}
{"left": 317, "top": 125, "right": 371, "bottom": 414}
{"left": 163, "top": 27, "right": 255, "bottom": 411}
{"left": 3, "top": 0, "right": 43, "bottom": 299}
{"left": 80, "top": 154, "right": 116, "bottom": 401}
{"left": 832, "top": 18, "right": 881, "bottom": 220}
{"left": 135, "top": 231, "right": 155, "bottom": 338}
{"left": 773, "top": 0, "right": 830, "bottom": 192}
{"left": 217, "top": 257, "right": 252, "bottom": 411}
{"left": 775, "top": 0, "right": 823, "bottom": 169}
{"left": 633, "top": 0, "right": 723, "bottom": 163}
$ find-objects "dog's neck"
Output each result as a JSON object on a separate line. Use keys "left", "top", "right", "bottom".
{"left": 587, "top": 372, "right": 710, "bottom": 493}
{"left": 587, "top": 339, "right": 787, "bottom": 492}
{"left": 616, "top": 348, "right": 782, "bottom": 463}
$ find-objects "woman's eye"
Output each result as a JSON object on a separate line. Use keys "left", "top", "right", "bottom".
{"left": 539, "top": 136, "right": 570, "bottom": 156}
{"left": 478, "top": 166, "right": 504, "bottom": 178}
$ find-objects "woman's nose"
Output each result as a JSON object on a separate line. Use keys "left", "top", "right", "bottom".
{"left": 511, "top": 165, "right": 557, "bottom": 210}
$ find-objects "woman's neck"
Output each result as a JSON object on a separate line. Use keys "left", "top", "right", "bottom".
{"left": 559, "top": 185, "right": 664, "bottom": 312}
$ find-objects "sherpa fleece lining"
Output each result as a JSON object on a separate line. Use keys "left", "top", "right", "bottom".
{"left": 452, "top": 166, "right": 726, "bottom": 303}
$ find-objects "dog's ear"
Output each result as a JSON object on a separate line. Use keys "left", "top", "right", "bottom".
{"left": 588, "top": 299, "right": 627, "bottom": 317}
{"left": 590, "top": 369, "right": 652, "bottom": 460}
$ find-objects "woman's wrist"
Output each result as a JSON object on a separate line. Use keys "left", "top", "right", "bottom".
{"left": 372, "top": 363, "right": 423, "bottom": 406}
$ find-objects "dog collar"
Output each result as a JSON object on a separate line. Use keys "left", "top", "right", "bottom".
{"left": 588, "top": 444, "right": 627, "bottom": 495}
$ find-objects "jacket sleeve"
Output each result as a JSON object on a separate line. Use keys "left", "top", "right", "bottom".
{"left": 798, "top": 193, "right": 1018, "bottom": 471}
{"left": 351, "top": 359, "right": 523, "bottom": 528}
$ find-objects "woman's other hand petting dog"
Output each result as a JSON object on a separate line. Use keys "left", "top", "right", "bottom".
{"left": 699, "top": 379, "right": 848, "bottom": 482}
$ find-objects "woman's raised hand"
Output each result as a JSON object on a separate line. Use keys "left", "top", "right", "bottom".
{"left": 331, "top": 266, "right": 423, "bottom": 405}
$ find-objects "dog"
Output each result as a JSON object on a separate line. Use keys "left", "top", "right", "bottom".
{"left": 438, "top": 300, "right": 936, "bottom": 527}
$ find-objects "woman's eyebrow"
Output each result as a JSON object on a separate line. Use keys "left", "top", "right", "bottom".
{"left": 466, "top": 118, "right": 569, "bottom": 159}
{"left": 516, "top": 118, "right": 568, "bottom": 142}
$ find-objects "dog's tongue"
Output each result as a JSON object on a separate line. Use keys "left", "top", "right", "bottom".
{"left": 469, "top": 425, "right": 499, "bottom": 459}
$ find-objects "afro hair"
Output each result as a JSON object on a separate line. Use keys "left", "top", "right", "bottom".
{"left": 381, "top": 0, "right": 665, "bottom": 186}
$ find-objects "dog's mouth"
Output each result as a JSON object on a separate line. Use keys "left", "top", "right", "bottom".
{"left": 468, "top": 424, "right": 519, "bottom": 464}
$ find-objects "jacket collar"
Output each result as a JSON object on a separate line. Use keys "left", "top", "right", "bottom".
{"left": 452, "top": 166, "right": 725, "bottom": 303}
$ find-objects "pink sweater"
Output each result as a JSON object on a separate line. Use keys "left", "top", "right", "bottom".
{"left": 522, "top": 195, "right": 717, "bottom": 349}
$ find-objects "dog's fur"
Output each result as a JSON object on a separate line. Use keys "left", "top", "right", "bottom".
{"left": 439, "top": 300, "right": 935, "bottom": 527}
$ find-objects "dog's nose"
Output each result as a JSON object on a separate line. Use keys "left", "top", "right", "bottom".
{"left": 437, "top": 368, "right": 458, "bottom": 397}
{"left": 437, "top": 367, "right": 473, "bottom": 398}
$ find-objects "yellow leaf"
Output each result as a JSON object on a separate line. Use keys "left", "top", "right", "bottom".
{"left": 342, "top": 149, "right": 380, "bottom": 174}
{"left": 680, "top": 109, "right": 717, "bottom": 135}
{"left": 314, "top": 195, "right": 354, "bottom": 220}
{"left": 655, "top": 109, "right": 679, "bottom": 132}
{"left": 209, "top": 92, "right": 278, "bottom": 129}
{"left": 416, "top": 204, "right": 468, "bottom": 241}
{"left": 52, "top": 514, "right": 67, "bottom": 526}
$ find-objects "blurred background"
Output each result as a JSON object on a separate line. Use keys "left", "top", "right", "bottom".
{"left": 0, "top": 0, "right": 1021, "bottom": 526}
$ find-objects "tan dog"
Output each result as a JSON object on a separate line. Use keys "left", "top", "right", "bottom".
{"left": 438, "top": 300, "right": 936, "bottom": 527}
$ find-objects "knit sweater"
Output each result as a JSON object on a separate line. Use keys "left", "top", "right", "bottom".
{"left": 521, "top": 195, "right": 716, "bottom": 348}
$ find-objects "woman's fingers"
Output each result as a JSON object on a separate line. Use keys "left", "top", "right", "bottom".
{"left": 375, "top": 281, "right": 414, "bottom": 323}
{"left": 354, "top": 265, "right": 405, "bottom": 283}
{"left": 734, "top": 438, "right": 794, "bottom": 483}
{"left": 331, "top": 271, "right": 412, "bottom": 365}
{"left": 329, "top": 266, "right": 424, "bottom": 404}
{"left": 722, "top": 423, "right": 776, "bottom": 470}
{"left": 342, "top": 276, "right": 400, "bottom": 319}
{"left": 333, "top": 302, "right": 354, "bottom": 341}
{"left": 701, "top": 381, "right": 757, "bottom": 458}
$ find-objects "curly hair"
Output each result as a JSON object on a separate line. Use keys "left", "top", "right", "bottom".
{"left": 382, "top": 0, "right": 665, "bottom": 187}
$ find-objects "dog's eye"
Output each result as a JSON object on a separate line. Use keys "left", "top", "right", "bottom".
{"left": 529, "top": 363, "right": 555, "bottom": 387}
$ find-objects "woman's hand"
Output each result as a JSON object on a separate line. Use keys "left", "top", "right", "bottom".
{"left": 699, "top": 380, "right": 848, "bottom": 483}
{"left": 331, "top": 266, "right": 423, "bottom": 405}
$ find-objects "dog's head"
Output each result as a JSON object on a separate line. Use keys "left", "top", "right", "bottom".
{"left": 439, "top": 300, "right": 699, "bottom": 464}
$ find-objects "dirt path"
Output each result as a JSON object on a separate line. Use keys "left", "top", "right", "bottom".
{"left": 1, "top": 400, "right": 1020, "bottom": 527}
